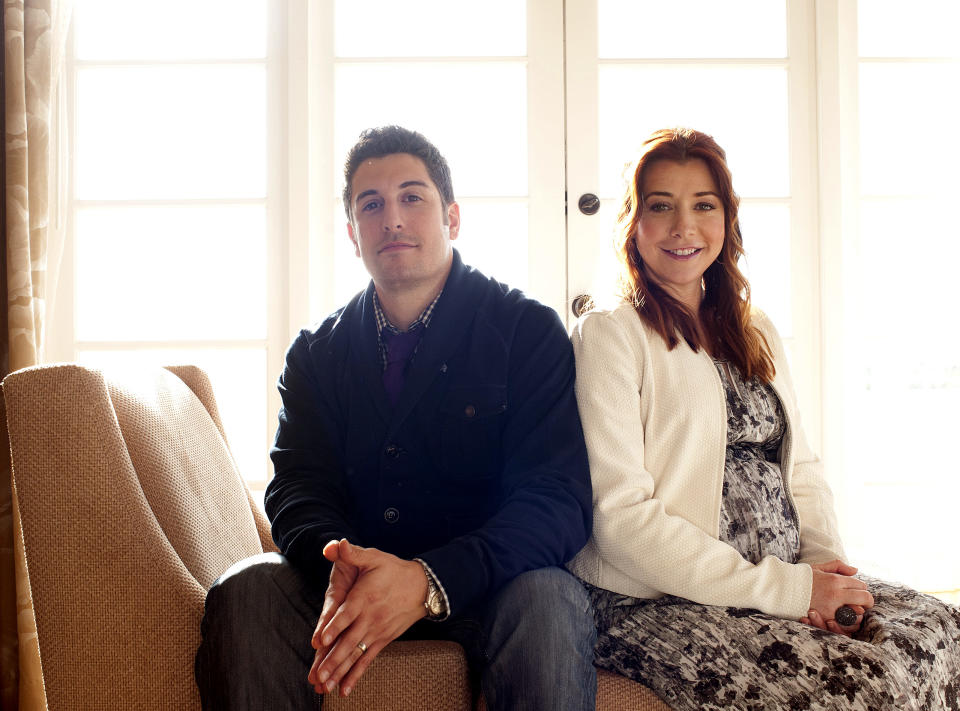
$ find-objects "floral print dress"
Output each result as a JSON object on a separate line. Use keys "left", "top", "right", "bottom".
{"left": 587, "top": 360, "right": 960, "bottom": 710}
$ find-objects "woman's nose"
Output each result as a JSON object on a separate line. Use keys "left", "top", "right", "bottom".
{"left": 672, "top": 210, "right": 695, "bottom": 237}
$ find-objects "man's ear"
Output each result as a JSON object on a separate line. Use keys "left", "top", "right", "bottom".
{"left": 347, "top": 221, "right": 361, "bottom": 258}
{"left": 446, "top": 202, "right": 461, "bottom": 241}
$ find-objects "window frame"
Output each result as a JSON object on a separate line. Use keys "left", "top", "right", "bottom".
{"left": 46, "top": 2, "right": 960, "bottom": 600}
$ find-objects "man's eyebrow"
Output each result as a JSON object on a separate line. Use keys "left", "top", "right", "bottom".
{"left": 354, "top": 180, "right": 430, "bottom": 205}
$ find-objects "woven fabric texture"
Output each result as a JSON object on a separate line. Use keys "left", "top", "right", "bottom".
{"left": 326, "top": 640, "right": 473, "bottom": 711}
{"left": 596, "top": 669, "right": 671, "bottom": 709}
{"left": 4, "top": 364, "right": 266, "bottom": 710}
{"left": 165, "top": 365, "right": 276, "bottom": 553}
{"left": 471, "top": 667, "right": 667, "bottom": 711}
{"left": 106, "top": 368, "right": 262, "bottom": 589}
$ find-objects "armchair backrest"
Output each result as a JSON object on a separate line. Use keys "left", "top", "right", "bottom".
{"left": 3, "top": 363, "right": 273, "bottom": 710}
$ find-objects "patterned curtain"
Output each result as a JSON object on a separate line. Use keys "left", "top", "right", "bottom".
{"left": 1, "top": 1, "right": 72, "bottom": 708}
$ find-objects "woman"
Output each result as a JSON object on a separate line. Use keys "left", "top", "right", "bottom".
{"left": 569, "top": 127, "right": 960, "bottom": 710}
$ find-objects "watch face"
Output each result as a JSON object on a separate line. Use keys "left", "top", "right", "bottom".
{"left": 427, "top": 590, "right": 444, "bottom": 615}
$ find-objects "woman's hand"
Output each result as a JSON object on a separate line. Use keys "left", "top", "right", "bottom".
{"left": 801, "top": 560, "right": 873, "bottom": 636}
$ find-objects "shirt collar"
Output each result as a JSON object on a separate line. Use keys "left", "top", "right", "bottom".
{"left": 373, "top": 289, "right": 442, "bottom": 337}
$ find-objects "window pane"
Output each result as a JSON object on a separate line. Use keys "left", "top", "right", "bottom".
{"left": 599, "top": 0, "right": 786, "bottom": 59}
{"left": 75, "top": 206, "right": 267, "bottom": 341}
{"left": 77, "top": 66, "right": 266, "bottom": 200}
{"left": 856, "top": 199, "right": 954, "bottom": 340}
{"left": 332, "top": 210, "right": 371, "bottom": 307}
{"left": 597, "top": 65, "right": 789, "bottom": 198}
{"left": 849, "top": 485, "right": 960, "bottom": 594}
{"left": 842, "top": 197, "right": 960, "bottom": 593}
{"left": 77, "top": 348, "right": 270, "bottom": 486}
{"left": 75, "top": 0, "right": 267, "bottom": 60}
{"left": 452, "top": 200, "right": 529, "bottom": 293}
{"left": 335, "top": 0, "right": 526, "bottom": 57}
{"left": 859, "top": 63, "right": 960, "bottom": 197}
{"left": 738, "top": 203, "right": 791, "bottom": 337}
{"left": 858, "top": 0, "right": 960, "bottom": 58}
{"left": 335, "top": 63, "right": 528, "bottom": 197}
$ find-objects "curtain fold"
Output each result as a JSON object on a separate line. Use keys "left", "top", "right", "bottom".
{"left": 1, "top": 1, "right": 72, "bottom": 709}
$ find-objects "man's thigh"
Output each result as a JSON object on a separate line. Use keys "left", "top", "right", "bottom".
{"left": 477, "top": 566, "right": 597, "bottom": 711}
{"left": 403, "top": 567, "right": 596, "bottom": 710}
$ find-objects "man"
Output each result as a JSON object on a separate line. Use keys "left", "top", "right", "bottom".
{"left": 195, "top": 126, "right": 596, "bottom": 710}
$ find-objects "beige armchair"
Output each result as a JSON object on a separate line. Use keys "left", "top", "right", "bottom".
{"left": 3, "top": 363, "right": 666, "bottom": 710}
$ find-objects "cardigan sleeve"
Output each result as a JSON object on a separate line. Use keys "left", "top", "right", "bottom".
{"left": 572, "top": 308, "right": 813, "bottom": 620}
{"left": 752, "top": 312, "right": 846, "bottom": 566}
{"left": 265, "top": 327, "right": 360, "bottom": 577}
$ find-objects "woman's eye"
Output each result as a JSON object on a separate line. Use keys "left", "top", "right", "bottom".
{"left": 696, "top": 202, "right": 717, "bottom": 211}
{"left": 648, "top": 202, "right": 670, "bottom": 212}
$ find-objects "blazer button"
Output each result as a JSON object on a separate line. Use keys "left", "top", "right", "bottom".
{"left": 383, "top": 507, "right": 400, "bottom": 524}
{"left": 385, "top": 444, "right": 400, "bottom": 458}
{"left": 464, "top": 404, "right": 476, "bottom": 418}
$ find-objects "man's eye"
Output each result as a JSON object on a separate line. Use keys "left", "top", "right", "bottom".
{"left": 403, "top": 194, "right": 423, "bottom": 202}
{"left": 360, "top": 200, "right": 381, "bottom": 212}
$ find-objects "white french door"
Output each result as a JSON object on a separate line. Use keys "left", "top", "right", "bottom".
{"left": 563, "top": 0, "right": 822, "bottom": 449}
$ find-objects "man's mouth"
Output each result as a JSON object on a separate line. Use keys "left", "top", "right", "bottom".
{"left": 379, "top": 242, "right": 416, "bottom": 254}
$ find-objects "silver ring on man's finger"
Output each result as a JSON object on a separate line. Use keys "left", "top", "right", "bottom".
{"left": 356, "top": 641, "right": 368, "bottom": 654}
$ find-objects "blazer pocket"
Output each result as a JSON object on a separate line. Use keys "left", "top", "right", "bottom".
{"left": 438, "top": 386, "right": 507, "bottom": 480}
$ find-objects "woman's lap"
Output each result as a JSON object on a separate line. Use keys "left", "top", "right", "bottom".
{"left": 588, "top": 577, "right": 960, "bottom": 711}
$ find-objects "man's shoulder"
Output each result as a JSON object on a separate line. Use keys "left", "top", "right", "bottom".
{"left": 290, "top": 290, "right": 366, "bottom": 354}
{"left": 457, "top": 262, "right": 561, "bottom": 331}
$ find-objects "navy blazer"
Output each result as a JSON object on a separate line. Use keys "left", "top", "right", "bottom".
{"left": 265, "top": 250, "right": 592, "bottom": 615}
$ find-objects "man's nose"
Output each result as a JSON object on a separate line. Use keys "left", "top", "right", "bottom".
{"left": 382, "top": 202, "right": 403, "bottom": 232}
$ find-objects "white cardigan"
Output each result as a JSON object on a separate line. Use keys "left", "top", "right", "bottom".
{"left": 568, "top": 302, "right": 845, "bottom": 620}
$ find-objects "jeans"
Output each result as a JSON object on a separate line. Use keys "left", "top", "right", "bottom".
{"left": 195, "top": 553, "right": 597, "bottom": 711}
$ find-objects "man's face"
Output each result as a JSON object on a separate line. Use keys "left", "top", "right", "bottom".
{"left": 348, "top": 153, "right": 460, "bottom": 294}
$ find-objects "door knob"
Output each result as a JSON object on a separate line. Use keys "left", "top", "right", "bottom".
{"left": 578, "top": 193, "right": 600, "bottom": 216}
{"left": 571, "top": 294, "right": 592, "bottom": 318}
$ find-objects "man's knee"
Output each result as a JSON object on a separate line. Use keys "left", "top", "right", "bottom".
{"left": 202, "top": 551, "right": 324, "bottom": 641}
{"left": 493, "top": 567, "right": 592, "bottom": 622}
{"left": 481, "top": 568, "right": 597, "bottom": 710}
{"left": 205, "top": 553, "right": 288, "bottom": 615}
{"left": 487, "top": 566, "right": 595, "bottom": 648}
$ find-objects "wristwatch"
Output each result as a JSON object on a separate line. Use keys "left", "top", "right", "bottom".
{"left": 417, "top": 560, "right": 448, "bottom": 620}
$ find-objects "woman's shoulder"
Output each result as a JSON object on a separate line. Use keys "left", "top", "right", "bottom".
{"left": 572, "top": 302, "right": 663, "bottom": 370}
{"left": 748, "top": 306, "right": 782, "bottom": 341}
{"left": 575, "top": 300, "right": 645, "bottom": 336}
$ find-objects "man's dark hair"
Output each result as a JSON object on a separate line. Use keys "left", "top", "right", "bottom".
{"left": 342, "top": 125, "right": 455, "bottom": 220}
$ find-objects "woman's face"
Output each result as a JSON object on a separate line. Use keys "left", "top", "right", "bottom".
{"left": 634, "top": 158, "right": 725, "bottom": 310}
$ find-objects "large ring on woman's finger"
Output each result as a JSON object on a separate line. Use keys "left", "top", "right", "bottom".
{"left": 834, "top": 605, "right": 858, "bottom": 626}
{"left": 356, "top": 641, "right": 368, "bottom": 654}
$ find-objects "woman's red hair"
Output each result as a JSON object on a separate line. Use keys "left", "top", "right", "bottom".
{"left": 615, "top": 127, "right": 774, "bottom": 382}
